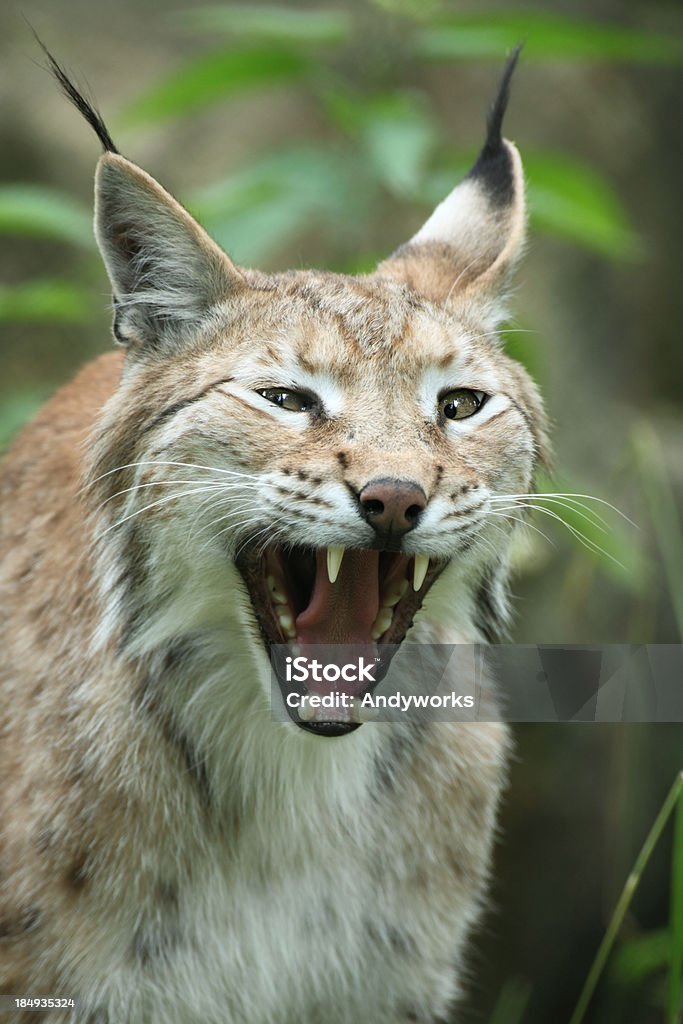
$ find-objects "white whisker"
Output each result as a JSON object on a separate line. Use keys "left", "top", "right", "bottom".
{"left": 186, "top": 490, "right": 260, "bottom": 543}
{"left": 492, "top": 501, "right": 626, "bottom": 570}
{"left": 487, "top": 510, "right": 557, "bottom": 549}
{"left": 493, "top": 491, "right": 636, "bottom": 528}
{"left": 193, "top": 506, "right": 274, "bottom": 557}
{"left": 491, "top": 494, "right": 608, "bottom": 532}
{"left": 91, "top": 459, "right": 262, "bottom": 485}
{"left": 233, "top": 520, "right": 288, "bottom": 562}
{"left": 96, "top": 478, "right": 248, "bottom": 514}
{"left": 95, "top": 485, "right": 239, "bottom": 540}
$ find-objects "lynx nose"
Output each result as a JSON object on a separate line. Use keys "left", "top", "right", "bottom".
{"left": 358, "top": 478, "right": 427, "bottom": 539}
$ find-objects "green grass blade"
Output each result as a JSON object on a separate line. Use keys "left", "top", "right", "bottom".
{"left": 122, "top": 48, "right": 310, "bottom": 124}
{"left": 569, "top": 772, "right": 683, "bottom": 1024}
{"left": 632, "top": 423, "right": 683, "bottom": 641}
{"left": 669, "top": 791, "right": 683, "bottom": 1023}
{"left": 489, "top": 976, "right": 532, "bottom": 1024}
{"left": 0, "top": 186, "right": 93, "bottom": 246}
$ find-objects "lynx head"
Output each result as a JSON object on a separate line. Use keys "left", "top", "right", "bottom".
{"left": 48, "top": 48, "right": 547, "bottom": 736}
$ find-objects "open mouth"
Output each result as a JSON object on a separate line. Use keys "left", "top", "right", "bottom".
{"left": 236, "top": 542, "right": 445, "bottom": 737}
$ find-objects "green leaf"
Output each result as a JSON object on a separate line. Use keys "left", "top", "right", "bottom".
{"left": 190, "top": 145, "right": 372, "bottom": 263}
{"left": 610, "top": 929, "right": 672, "bottom": 986}
{"left": 326, "top": 90, "right": 438, "bottom": 197}
{"left": 418, "top": 11, "right": 683, "bottom": 64}
{"left": 358, "top": 94, "right": 438, "bottom": 198}
{"left": 525, "top": 153, "right": 641, "bottom": 260}
{"left": 0, "top": 280, "right": 92, "bottom": 323}
{"left": 0, "top": 186, "right": 93, "bottom": 246}
{"left": 123, "top": 48, "right": 311, "bottom": 124}
{"left": 179, "top": 5, "right": 351, "bottom": 45}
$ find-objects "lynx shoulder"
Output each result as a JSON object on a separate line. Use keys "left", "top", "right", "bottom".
{"left": 0, "top": 47, "right": 546, "bottom": 1024}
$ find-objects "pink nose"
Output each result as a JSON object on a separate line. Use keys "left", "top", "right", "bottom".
{"left": 358, "top": 478, "right": 426, "bottom": 538}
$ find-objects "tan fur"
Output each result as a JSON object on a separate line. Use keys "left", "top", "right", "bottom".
{"left": 1, "top": 102, "right": 546, "bottom": 1022}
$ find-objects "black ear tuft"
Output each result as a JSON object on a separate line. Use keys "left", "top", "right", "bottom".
{"left": 466, "top": 44, "right": 523, "bottom": 205}
{"left": 484, "top": 43, "right": 523, "bottom": 154}
{"left": 33, "top": 32, "right": 119, "bottom": 154}
{"left": 376, "top": 45, "right": 527, "bottom": 306}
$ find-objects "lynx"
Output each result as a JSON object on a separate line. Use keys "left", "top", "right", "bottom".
{"left": 0, "top": 46, "right": 547, "bottom": 1023}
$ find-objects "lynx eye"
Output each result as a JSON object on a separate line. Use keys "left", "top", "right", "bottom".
{"left": 440, "top": 389, "right": 486, "bottom": 421}
{"left": 257, "top": 388, "right": 317, "bottom": 413}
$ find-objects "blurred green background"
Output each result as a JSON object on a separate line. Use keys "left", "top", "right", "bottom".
{"left": 1, "top": 1, "right": 682, "bottom": 1020}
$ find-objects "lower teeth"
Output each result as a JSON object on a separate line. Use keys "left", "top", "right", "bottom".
{"left": 277, "top": 611, "right": 295, "bottom": 639}
{"left": 371, "top": 607, "right": 394, "bottom": 641}
{"left": 356, "top": 702, "right": 377, "bottom": 723}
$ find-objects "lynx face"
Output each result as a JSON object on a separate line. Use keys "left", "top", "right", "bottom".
{"left": 91, "top": 269, "right": 544, "bottom": 729}
{"left": 63, "top": 50, "right": 547, "bottom": 738}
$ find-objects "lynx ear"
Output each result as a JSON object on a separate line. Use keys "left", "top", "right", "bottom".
{"left": 376, "top": 48, "right": 525, "bottom": 320}
{"left": 38, "top": 44, "right": 245, "bottom": 351}
{"left": 95, "top": 154, "right": 245, "bottom": 351}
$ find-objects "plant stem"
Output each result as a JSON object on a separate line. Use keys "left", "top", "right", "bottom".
{"left": 668, "top": 784, "right": 683, "bottom": 1023}
{"left": 568, "top": 771, "right": 683, "bottom": 1024}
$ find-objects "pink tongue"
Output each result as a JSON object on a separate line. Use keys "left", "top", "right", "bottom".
{"left": 295, "top": 549, "right": 379, "bottom": 646}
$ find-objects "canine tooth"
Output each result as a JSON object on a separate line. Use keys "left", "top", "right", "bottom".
{"left": 326, "top": 545, "right": 345, "bottom": 584}
{"left": 413, "top": 554, "right": 429, "bottom": 592}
